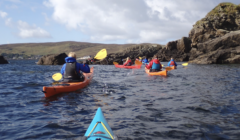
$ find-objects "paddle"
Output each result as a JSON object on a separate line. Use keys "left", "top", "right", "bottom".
{"left": 52, "top": 73, "right": 62, "bottom": 81}
{"left": 113, "top": 62, "right": 118, "bottom": 65}
{"left": 182, "top": 63, "right": 188, "bottom": 66}
{"left": 94, "top": 49, "right": 107, "bottom": 60}
{"left": 135, "top": 60, "right": 142, "bottom": 65}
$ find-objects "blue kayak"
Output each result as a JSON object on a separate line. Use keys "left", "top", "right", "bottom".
{"left": 82, "top": 107, "right": 117, "bottom": 140}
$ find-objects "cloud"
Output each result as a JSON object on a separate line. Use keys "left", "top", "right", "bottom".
{"left": 17, "top": 20, "right": 51, "bottom": 38}
{"left": 0, "top": 11, "right": 8, "bottom": 18}
{"left": 5, "top": 18, "right": 13, "bottom": 27}
{"left": 44, "top": 0, "right": 239, "bottom": 43}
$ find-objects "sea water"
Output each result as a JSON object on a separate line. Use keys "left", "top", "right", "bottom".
{"left": 0, "top": 60, "right": 240, "bottom": 140}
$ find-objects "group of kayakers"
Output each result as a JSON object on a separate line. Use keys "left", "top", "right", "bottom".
{"left": 60, "top": 52, "right": 178, "bottom": 82}
{"left": 123, "top": 55, "right": 177, "bottom": 72}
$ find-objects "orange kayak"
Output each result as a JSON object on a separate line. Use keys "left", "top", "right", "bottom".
{"left": 145, "top": 67, "right": 167, "bottom": 76}
{"left": 170, "top": 66, "right": 177, "bottom": 69}
{"left": 43, "top": 67, "right": 94, "bottom": 97}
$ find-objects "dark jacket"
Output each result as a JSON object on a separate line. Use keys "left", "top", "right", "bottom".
{"left": 60, "top": 57, "right": 90, "bottom": 81}
{"left": 142, "top": 58, "right": 149, "bottom": 64}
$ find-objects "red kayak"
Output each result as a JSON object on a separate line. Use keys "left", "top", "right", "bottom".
{"left": 114, "top": 64, "right": 141, "bottom": 69}
{"left": 43, "top": 67, "right": 94, "bottom": 97}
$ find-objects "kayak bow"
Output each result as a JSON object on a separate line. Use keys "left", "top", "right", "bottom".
{"left": 82, "top": 107, "right": 117, "bottom": 140}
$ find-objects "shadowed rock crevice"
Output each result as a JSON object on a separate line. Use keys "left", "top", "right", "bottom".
{"left": 0, "top": 56, "right": 8, "bottom": 64}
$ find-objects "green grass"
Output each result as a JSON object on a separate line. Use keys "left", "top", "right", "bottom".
{"left": 0, "top": 41, "right": 161, "bottom": 58}
{"left": 207, "top": 2, "right": 239, "bottom": 16}
{"left": 195, "top": 3, "right": 240, "bottom": 26}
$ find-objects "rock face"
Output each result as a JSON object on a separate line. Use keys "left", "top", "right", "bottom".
{"left": 156, "top": 37, "right": 191, "bottom": 62}
{"left": 37, "top": 53, "right": 67, "bottom": 65}
{"left": 93, "top": 44, "right": 163, "bottom": 65}
{"left": 189, "top": 30, "right": 240, "bottom": 64}
{"left": 0, "top": 56, "right": 8, "bottom": 64}
{"left": 187, "top": 3, "right": 240, "bottom": 64}
{"left": 156, "top": 3, "right": 240, "bottom": 64}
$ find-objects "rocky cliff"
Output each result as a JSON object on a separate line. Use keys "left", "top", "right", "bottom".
{"left": 155, "top": 2, "right": 240, "bottom": 64}
{"left": 188, "top": 2, "right": 240, "bottom": 64}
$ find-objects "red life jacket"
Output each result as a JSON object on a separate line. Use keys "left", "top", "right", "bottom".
{"left": 170, "top": 61, "right": 175, "bottom": 66}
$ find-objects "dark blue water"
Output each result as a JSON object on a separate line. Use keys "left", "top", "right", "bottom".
{"left": 1, "top": 60, "right": 240, "bottom": 140}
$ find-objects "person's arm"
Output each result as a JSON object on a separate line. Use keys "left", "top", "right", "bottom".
{"left": 168, "top": 61, "right": 171, "bottom": 66}
{"left": 123, "top": 60, "right": 128, "bottom": 66}
{"left": 146, "top": 61, "right": 153, "bottom": 69}
{"left": 77, "top": 63, "right": 90, "bottom": 73}
{"left": 60, "top": 64, "right": 66, "bottom": 75}
{"left": 174, "top": 61, "right": 177, "bottom": 66}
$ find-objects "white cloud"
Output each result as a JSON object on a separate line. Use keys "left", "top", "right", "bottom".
{"left": 44, "top": 0, "right": 239, "bottom": 43}
{"left": 5, "top": 18, "right": 13, "bottom": 27}
{"left": 17, "top": 20, "right": 51, "bottom": 38}
{"left": 0, "top": 11, "right": 8, "bottom": 18}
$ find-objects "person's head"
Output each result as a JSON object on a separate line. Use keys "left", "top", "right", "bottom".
{"left": 171, "top": 57, "right": 173, "bottom": 60}
{"left": 153, "top": 55, "right": 158, "bottom": 59}
{"left": 127, "top": 57, "right": 130, "bottom": 60}
{"left": 148, "top": 58, "right": 151, "bottom": 61}
{"left": 68, "top": 52, "right": 76, "bottom": 59}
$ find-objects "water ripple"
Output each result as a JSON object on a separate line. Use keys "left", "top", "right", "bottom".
{"left": 0, "top": 60, "right": 240, "bottom": 139}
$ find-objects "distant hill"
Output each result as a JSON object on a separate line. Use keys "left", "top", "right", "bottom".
{"left": 0, "top": 41, "right": 159, "bottom": 58}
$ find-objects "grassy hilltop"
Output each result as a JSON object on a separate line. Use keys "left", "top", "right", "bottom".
{"left": 0, "top": 41, "right": 155, "bottom": 58}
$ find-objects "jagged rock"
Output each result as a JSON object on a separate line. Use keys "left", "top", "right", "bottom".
{"left": 189, "top": 3, "right": 240, "bottom": 46}
{"left": 104, "top": 44, "right": 162, "bottom": 65}
{"left": 37, "top": 53, "right": 67, "bottom": 65}
{"left": 160, "top": 2, "right": 240, "bottom": 64}
{"left": 0, "top": 56, "right": 8, "bottom": 64}
{"left": 189, "top": 30, "right": 240, "bottom": 64}
{"left": 156, "top": 37, "right": 191, "bottom": 62}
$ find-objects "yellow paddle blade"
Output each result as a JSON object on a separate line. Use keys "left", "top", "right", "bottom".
{"left": 165, "top": 67, "right": 173, "bottom": 71}
{"left": 52, "top": 73, "right": 62, "bottom": 81}
{"left": 139, "top": 57, "right": 142, "bottom": 59}
{"left": 162, "top": 64, "right": 164, "bottom": 67}
{"left": 182, "top": 63, "right": 188, "bottom": 66}
{"left": 113, "top": 62, "right": 118, "bottom": 65}
{"left": 94, "top": 49, "right": 107, "bottom": 60}
{"left": 135, "top": 60, "right": 142, "bottom": 65}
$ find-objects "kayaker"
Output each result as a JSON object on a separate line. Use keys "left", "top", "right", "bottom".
{"left": 123, "top": 57, "right": 132, "bottom": 66}
{"left": 139, "top": 57, "right": 142, "bottom": 62}
{"left": 142, "top": 56, "right": 149, "bottom": 64}
{"left": 145, "top": 55, "right": 162, "bottom": 72}
{"left": 61, "top": 52, "right": 90, "bottom": 82}
{"left": 168, "top": 57, "right": 177, "bottom": 67}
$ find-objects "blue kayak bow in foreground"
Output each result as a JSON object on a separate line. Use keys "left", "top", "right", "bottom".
{"left": 82, "top": 107, "right": 117, "bottom": 140}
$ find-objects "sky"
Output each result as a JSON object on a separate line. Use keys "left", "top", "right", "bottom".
{"left": 0, "top": 0, "right": 239, "bottom": 45}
